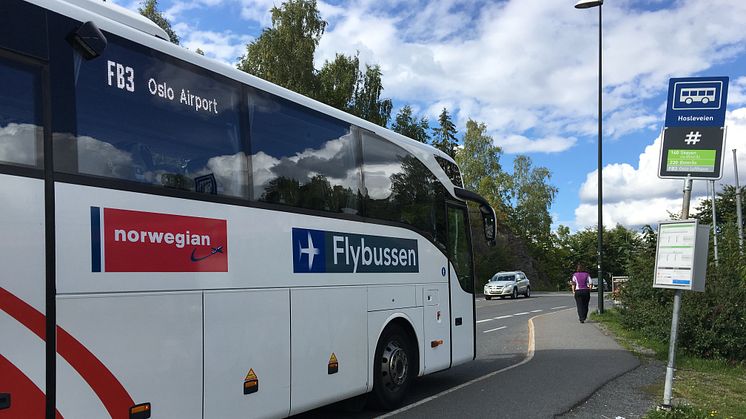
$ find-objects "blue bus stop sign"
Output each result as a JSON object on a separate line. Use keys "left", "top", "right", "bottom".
{"left": 660, "top": 77, "right": 729, "bottom": 179}
{"left": 665, "top": 76, "right": 729, "bottom": 127}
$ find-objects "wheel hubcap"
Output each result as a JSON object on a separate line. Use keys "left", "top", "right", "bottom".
{"left": 381, "top": 340, "right": 409, "bottom": 390}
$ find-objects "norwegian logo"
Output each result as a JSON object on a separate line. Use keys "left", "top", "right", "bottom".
{"left": 292, "top": 228, "right": 418, "bottom": 274}
{"left": 91, "top": 207, "right": 228, "bottom": 272}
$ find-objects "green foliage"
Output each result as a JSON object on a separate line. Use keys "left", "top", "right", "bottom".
{"left": 694, "top": 184, "right": 746, "bottom": 230}
{"left": 432, "top": 108, "right": 458, "bottom": 157}
{"left": 455, "top": 119, "right": 510, "bottom": 209}
{"left": 139, "top": 0, "right": 180, "bottom": 45}
{"left": 500, "top": 155, "right": 561, "bottom": 286}
{"left": 391, "top": 105, "right": 430, "bottom": 143}
{"left": 236, "top": 1, "right": 392, "bottom": 127}
{"left": 237, "top": 0, "right": 324, "bottom": 97}
{"left": 316, "top": 53, "right": 359, "bottom": 111}
{"left": 508, "top": 155, "right": 557, "bottom": 246}
{"left": 644, "top": 405, "right": 710, "bottom": 419}
{"left": 350, "top": 65, "right": 393, "bottom": 127}
{"left": 552, "top": 224, "right": 646, "bottom": 291}
{"left": 618, "top": 219, "right": 746, "bottom": 362}
{"left": 596, "top": 309, "right": 746, "bottom": 419}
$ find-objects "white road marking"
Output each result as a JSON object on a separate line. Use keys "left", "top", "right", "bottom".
{"left": 514, "top": 312, "right": 530, "bottom": 316}
{"left": 551, "top": 305, "right": 568, "bottom": 310}
{"left": 495, "top": 315, "right": 512, "bottom": 319}
{"left": 476, "top": 319, "right": 493, "bottom": 324}
{"left": 530, "top": 309, "right": 543, "bottom": 313}
{"left": 482, "top": 326, "right": 507, "bottom": 333}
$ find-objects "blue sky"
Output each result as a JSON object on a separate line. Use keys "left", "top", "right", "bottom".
{"left": 118, "top": 0, "right": 746, "bottom": 231}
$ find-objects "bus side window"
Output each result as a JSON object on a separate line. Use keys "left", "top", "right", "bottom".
{"left": 361, "top": 132, "right": 447, "bottom": 249}
{"left": 67, "top": 34, "right": 248, "bottom": 199}
{"left": 247, "top": 87, "right": 361, "bottom": 214}
{"left": 0, "top": 57, "right": 43, "bottom": 168}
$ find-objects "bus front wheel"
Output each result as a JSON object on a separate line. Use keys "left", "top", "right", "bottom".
{"left": 371, "top": 324, "right": 415, "bottom": 410}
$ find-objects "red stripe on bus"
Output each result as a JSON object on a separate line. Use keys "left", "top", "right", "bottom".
{"left": 0, "top": 287, "right": 45, "bottom": 340}
{"left": 56, "top": 327, "right": 135, "bottom": 418}
{"left": 0, "top": 355, "right": 62, "bottom": 419}
{"left": 0, "top": 287, "right": 135, "bottom": 419}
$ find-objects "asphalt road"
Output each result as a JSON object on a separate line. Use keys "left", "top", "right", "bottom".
{"left": 296, "top": 292, "right": 586, "bottom": 418}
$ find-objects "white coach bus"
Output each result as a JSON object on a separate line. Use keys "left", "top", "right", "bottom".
{"left": 0, "top": 0, "right": 497, "bottom": 417}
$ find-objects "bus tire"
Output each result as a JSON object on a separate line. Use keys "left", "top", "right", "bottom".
{"left": 370, "top": 324, "right": 415, "bottom": 410}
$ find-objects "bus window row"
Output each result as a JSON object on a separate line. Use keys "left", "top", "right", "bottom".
{"left": 0, "top": 33, "right": 447, "bottom": 248}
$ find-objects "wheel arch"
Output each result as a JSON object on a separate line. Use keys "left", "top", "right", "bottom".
{"left": 371, "top": 313, "right": 422, "bottom": 383}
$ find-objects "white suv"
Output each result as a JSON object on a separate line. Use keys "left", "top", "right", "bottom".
{"left": 484, "top": 271, "right": 531, "bottom": 300}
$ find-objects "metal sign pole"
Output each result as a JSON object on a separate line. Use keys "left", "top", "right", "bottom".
{"left": 663, "top": 175, "right": 692, "bottom": 408}
{"left": 711, "top": 180, "right": 719, "bottom": 266}
{"left": 733, "top": 148, "right": 743, "bottom": 250}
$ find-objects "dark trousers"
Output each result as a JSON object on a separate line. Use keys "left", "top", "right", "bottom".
{"left": 574, "top": 289, "right": 591, "bottom": 321}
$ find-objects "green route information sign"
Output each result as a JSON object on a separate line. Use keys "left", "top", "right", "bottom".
{"left": 658, "top": 126, "right": 725, "bottom": 178}
{"left": 666, "top": 149, "right": 716, "bottom": 172}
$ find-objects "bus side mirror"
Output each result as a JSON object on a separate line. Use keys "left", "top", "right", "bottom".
{"left": 480, "top": 205, "right": 496, "bottom": 247}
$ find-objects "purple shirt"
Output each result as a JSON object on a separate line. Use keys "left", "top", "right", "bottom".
{"left": 572, "top": 272, "right": 591, "bottom": 290}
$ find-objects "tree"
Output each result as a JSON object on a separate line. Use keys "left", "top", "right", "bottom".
{"left": 455, "top": 119, "right": 510, "bottom": 210}
{"left": 693, "top": 184, "right": 746, "bottom": 230}
{"left": 237, "top": 0, "right": 325, "bottom": 97}
{"left": 139, "top": 0, "right": 180, "bottom": 45}
{"left": 236, "top": 1, "right": 392, "bottom": 127}
{"left": 316, "top": 53, "right": 359, "bottom": 111}
{"left": 195, "top": 48, "right": 205, "bottom": 56}
{"left": 509, "top": 155, "right": 557, "bottom": 245}
{"left": 391, "top": 105, "right": 430, "bottom": 143}
{"left": 431, "top": 108, "right": 458, "bottom": 157}
{"left": 350, "top": 64, "right": 393, "bottom": 127}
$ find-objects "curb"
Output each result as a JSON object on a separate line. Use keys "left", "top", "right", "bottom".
{"left": 380, "top": 308, "right": 572, "bottom": 418}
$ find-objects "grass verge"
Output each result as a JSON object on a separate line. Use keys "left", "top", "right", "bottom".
{"left": 592, "top": 309, "right": 746, "bottom": 419}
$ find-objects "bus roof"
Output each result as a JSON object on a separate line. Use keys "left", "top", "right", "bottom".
{"left": 60, "top": 0, "right": 170, "bottom": 41}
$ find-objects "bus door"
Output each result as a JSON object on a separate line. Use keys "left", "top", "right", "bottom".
{"left": 446, "top": 203, "right": 476, "bottom": 365}
{"left": 0, "top": 52, "right": 48, "bottom": 417}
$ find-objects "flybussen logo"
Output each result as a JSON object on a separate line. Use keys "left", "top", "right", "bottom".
{"left": 292, "top": 228, "right": 418, "bottom": 274}
{"left": 91, "top": 207, "right": 228, "bottom": 272}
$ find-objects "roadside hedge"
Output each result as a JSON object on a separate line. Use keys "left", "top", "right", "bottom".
{"left": 618, "top": 224, "right": 746, "bottom": 362}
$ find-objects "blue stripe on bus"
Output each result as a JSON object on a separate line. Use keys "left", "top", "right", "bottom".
{"left": 672, "top": 279, "right": 690, "bottom": 285}
{"left": 91, "top": 206, "right": 101, "bottom": 272}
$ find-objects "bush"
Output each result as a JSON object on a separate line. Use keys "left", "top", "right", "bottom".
{"left": 619, "top": 224, "right": 746, "bottom": 362}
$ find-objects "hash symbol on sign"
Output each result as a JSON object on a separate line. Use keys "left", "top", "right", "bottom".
{"left": 684, "top": 131, "right": 702, "bottom": 145}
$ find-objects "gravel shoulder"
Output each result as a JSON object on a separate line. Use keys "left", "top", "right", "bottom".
{"left": 557, "top": 320, "right": 666, "bottom": 419}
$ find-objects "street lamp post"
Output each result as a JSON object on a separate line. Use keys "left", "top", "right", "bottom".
{"left": 575, "top": 0, "right": 604, "bottom": 314}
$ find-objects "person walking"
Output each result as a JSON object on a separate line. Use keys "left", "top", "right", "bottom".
{"left": 571, "top": 264, "right": 592, "bottom": 323}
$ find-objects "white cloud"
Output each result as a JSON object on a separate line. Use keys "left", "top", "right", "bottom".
{"left": 174, "top": 23, "right": 252, "bottom": 65}
{"left": 575, "top": 197, "right": 698, "bottom": 229}
{"left": 237, "top": 0, "right": 277, "bottom": 25}
{"left": 312, "top": 0, "right": 746, "bottom": 154}
{"left": 574, "top": 107, "right": 746, "bottom": 229}
{"left": 496, "top": 134, "right": 577, "bottom": 154}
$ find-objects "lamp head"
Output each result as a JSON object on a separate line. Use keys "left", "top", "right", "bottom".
{"left": 574, "top": 0, "right": 603, "bottom": 9}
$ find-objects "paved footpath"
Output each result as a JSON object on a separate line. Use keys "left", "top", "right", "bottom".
{"left": 387, "top": 308, "right": 640, "bottom": 419}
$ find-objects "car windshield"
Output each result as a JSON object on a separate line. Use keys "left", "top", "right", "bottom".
{"left": 491, "top": 275, "right": 515, "bottom": 282}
